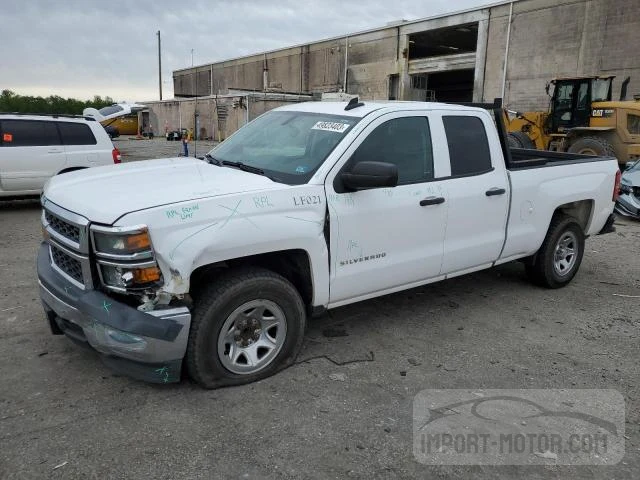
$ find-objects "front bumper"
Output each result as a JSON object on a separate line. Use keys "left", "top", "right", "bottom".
{"left": 615, "top": 193, "right": 640, "bottom": 220}
{"left": 37, "top": 243, "right": 190, "bottom": 383}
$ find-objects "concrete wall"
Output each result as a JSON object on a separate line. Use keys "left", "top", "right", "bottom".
{"left": 484, "top": 0, "right": 640, "bottom": 111}
{"left": 143, "top": 94, "right": 313, "bottom": 141}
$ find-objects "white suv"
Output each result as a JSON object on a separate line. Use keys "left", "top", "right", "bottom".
{"left": 0, "top": 114, "right": 121, "bottom": 198}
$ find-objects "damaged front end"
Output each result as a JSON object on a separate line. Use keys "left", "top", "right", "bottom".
{"left": 90, "top": 224, "right": 187, "bottom": 311}
{"left": 615, "top": 163, "right": 640, "bottom": 220}
{"left": 38, "top": 199, "right": 190, "bottom": 383}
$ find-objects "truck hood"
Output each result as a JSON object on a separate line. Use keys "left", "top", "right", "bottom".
{"left": 44, "top": 157, "right": 281, "bottom": 224}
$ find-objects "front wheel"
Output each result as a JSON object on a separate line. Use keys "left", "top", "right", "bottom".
{"left": 525, "top": 215, "right": 585, "bottom": 288}
{"left": 187, "top": 267, "right": 306, "bottom": 388}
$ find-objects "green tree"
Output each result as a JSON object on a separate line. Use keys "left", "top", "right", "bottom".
{"left": 0, "top": 90, "right": 116, "bottom": 115}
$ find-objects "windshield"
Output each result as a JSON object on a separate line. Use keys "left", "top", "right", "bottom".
{"left": 591, "top": 79, "right": 611, "bottom": 102}
{"left": 207, "top": 110, "right": 359, "bottom": 184}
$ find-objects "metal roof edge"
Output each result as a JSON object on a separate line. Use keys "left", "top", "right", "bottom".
{"left": 173, "top": 0, "right": 519, "bottom": 74}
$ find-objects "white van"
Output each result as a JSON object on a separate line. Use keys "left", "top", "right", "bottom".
{"left": 0, "top": 114, "right": 121, "bottom": 198}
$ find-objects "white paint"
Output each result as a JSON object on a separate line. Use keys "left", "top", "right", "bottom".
{"left": 42, "top": 100, "right": 619, "bottom": 311}
{"left": 0, "top": 114, "right": 116, "bottom": 197}
{"left": 82, "top": 103, "right": 146, "bottom": 123}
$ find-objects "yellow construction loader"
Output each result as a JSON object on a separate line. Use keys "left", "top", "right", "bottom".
{"left": 504, "top": 76, "right": 640, "bottom": 166}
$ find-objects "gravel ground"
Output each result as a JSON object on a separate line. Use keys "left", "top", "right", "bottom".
{"left": 0, "top": 165, "right": 638, "bottom": 478}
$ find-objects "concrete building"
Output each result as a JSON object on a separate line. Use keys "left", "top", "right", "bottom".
{"left": 161, "top": 0, "right": 640, "bottom": 138}
{"left": 141, "top": 91, "right": 312, "bottom": 141}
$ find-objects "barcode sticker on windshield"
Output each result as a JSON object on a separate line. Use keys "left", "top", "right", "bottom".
{"left": 311, "top": 121, "right": 350, "bottom": 133}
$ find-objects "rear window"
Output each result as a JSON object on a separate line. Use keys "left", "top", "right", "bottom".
{"left": 443, "top": 116, "right": 492, "bottom": 176}
{"left": 58, "top": 122, "right": 97, "bottom": 145}
{"left": 0, "top": 120, "right": 61, "bottom": 147}
{"left": 98, "top": 105, "right": 124, "bottom": 116}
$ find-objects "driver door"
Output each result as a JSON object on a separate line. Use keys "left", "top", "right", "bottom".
{"left": 325, "top": 112, "right": 449, "bottom": 306}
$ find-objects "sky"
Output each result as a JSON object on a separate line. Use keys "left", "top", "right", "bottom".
{"left": 2, "top": 0, "right": 499, "bottom": 103}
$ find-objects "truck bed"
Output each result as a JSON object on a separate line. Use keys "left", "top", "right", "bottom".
{"left": 508, "top": 148, "right": 615, "bottom": 169}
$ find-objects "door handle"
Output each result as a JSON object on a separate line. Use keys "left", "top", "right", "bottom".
{"left": 47, "top": 149, "right": 62, "bottom": 154}
{"left": 485, "top": 187, "right": 506, "bottom": 196}
{"left": 420, "top": 196, "right": 445, "bottom": 206}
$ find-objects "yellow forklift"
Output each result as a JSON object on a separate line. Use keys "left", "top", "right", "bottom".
{"left": 504, "top": 76, "right": 640, "bottom": 166}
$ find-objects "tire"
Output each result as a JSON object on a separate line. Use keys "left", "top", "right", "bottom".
{"left": 525, "top": 215, "right": 585, "bottom": 288}
{"left": 186, "top": 267, "right": 306, "bottom": 389}
{"left": 567, "top": 136, "right": 616, "bottom": 157}
{"left": 507, "top": 131, "right": 536, "bottom": 149}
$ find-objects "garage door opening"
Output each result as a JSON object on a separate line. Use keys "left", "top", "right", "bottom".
{"left": 409, "top": 23, "right": 478, "bottom": 59}
{"left": 424, "top": 69, "right": 475, "bottom": 103}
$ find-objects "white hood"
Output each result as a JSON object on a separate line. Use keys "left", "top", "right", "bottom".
{"left": 44, "top": 158, "right": 281, "bottom": 224}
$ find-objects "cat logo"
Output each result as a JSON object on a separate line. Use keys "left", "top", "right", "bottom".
{"left": 591, "top": 109, "right": 614, "bottom": 118}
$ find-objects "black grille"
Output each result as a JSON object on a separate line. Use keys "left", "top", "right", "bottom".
{"left": 50, "top": 245, "right": 83, "bottom": 284}
{"left": 45, "top": 211, "right": 80, "bottom": 243}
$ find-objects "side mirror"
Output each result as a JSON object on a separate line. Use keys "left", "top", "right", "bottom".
{"left": 341, "top": 161, "right": 398, "bottom": 191}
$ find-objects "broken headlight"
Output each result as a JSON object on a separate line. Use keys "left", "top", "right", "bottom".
{"left": 619, "top": 182, "right": 633, "bottom": 195}
{"left": 91, "top": 225, "right": 163, "bottom": 292}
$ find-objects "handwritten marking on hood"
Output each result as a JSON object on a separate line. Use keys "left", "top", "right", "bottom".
{"left": 219, "top": 200, "right": 258, "bottom": 229}
{"left": 169, "top": 221, "right": 219, "bottom": 260}
{"left": 166, "top": 204, "right": 200, "bottom": 221}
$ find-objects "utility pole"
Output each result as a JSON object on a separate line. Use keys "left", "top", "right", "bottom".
{"left": 157, "top": 30, "right": 162, "bottom": 100}
{"left": 194, "top": 68, "right": 198, "bottom": 157}
{"left": 193, "top": 50, "right": 198, "bottom": 157}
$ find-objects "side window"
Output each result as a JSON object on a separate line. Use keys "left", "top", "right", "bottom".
{"left": 0, "top": 120, "right": 61, "bottom": 147}
{"left": 351, "top": 116, "right": 434, "bottom": 184}
{"left": 627, "top": 114, "right": 640, "bottom": 135}
{"left": 58, "top": 122, "right": 97, "bottom": 145}
{"left": 443, "top": 116, "right": 492, "bottom": 176}
{"left": 576, "top": 81, "right": 589, "bottom": 110}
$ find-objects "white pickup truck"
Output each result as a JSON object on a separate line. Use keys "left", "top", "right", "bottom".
{"left": 37, "top": 98, "right": 621, "bottom": 387}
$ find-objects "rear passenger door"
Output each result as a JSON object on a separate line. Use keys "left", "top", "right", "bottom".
{"left": 0, "top": 119, "right": 66, "bottom": 192}
{"left": 439, "top": 113, "right": 510, "bottom": 275}
{"left": 57, "top": 121, "right": 101, "bottom": 167}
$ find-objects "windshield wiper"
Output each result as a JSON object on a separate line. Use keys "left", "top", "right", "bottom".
{"left": 205, "top": 153, "right": 222, "bottom": 166}
{"left": 221, "top": 160, "right": 266, "bottom": 176}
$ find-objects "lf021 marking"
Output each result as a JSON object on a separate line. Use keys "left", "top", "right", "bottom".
{"left": 293, "top": 195, "right": 322, "bottom": 206}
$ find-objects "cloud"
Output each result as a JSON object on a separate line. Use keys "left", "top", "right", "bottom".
{"left": 2, "top": 0, "right": 495, "bottom": 102}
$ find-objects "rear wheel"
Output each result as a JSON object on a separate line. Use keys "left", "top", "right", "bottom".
{"left": 525, "top": 215, "right": 585, "bottom": 288}
{"left": 567, "top": 136, "right": 616, "bottom": 157}
{"left": 187, "top": 267, "right": 306, "bottom": 389}
{"left": 507, "top": 131, "right": 536, "bottom": 149}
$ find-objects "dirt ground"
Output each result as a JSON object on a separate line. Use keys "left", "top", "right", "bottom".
{"left": 0, "top": 150, "right": 638, "bottom": 478}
